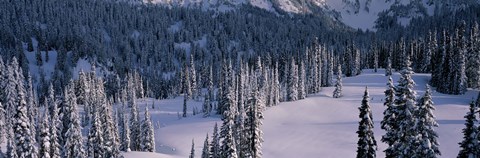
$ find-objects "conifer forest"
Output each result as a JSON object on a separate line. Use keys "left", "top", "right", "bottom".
{"left": 1, "top": 0, "right": 480, "bottom": 157}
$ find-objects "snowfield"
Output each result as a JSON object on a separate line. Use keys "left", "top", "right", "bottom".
{"left": 125, "top": 69, "right": 474, "bottom": 158}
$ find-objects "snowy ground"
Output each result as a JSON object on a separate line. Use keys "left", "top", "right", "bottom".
{"left": 127, "top": 69, "right": 474, "bottom": 158}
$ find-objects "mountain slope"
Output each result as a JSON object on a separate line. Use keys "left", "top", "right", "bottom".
{"left": 152, "top": 0, "right": 479, "bottom": 31}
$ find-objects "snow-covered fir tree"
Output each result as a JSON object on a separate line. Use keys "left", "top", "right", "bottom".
{"left": 96, "top": 83, "right": 120, "bottom": 158}
{"left": 0, "top": 57, "right": 5, "bottom": 145}
{"left": 48, "top": 84, "right": 61, "bottom": 158}
{"left": 356, "top": 87, "right": 377, "bottom": 158}
{"left": 466, "top": 22, "right": 480, "bottom": 89}
{"left": 373, "top": 45, "right": 379, "bottom": 73}
{"left": 111, "top": 108, "right": 122, "bottom": 157}
{"left": 77, "top": 70, "right": 90, "bottom": 124}
{"left": 298, "top": 61, "right": 306, "bottom": 100}
{"left": 219, "top": 82, "right": 238, "bottom": 158}
{"left": 235, "top": 63, "right": 248, "bottom": 157}
{"left": 415, "top": 84, "right": 440, "bottom": 157}
{"left": 219, "top": 60, "right": 236, "bottom": 116}
{"left": 118, "top": 99, "right": 131, "bottom": 152}
{"left": 392, "top": 55, "right": 418, "bottom": 157}
{"left": 6, "top": 132, "right": 18, "bottom": 158}
{"left": 0, "top": 101, "right": 4, "bottom": 146}
{"left": 203, "top": 93, "right": 211, "bottom": 117}
{"left": 207, "top": 66, "right": 215, "bottom": 104}
{"left": 26, "top": 74, "right": 38, "bottom": 143}
{"left": 202, "top": 134, "right": 210, "bottom": 158}
{"left": 183, "top": 61, "right": 192, "bottom": 100}
{"left": 458, "top": 101, "right": 479, "bottom": 158}
{"left": 129, "top": 93, "right": 140, "bottom": 151}
{"left": 140, "top": 107, "right": 155, "bottom": 152}
{"left": 190, "top": 139, "right": 195, "bottom": 158}
{"left": 39, "top": 107, "right": 52, "bottom": 158}
{"left": 385, "top": 56, "right": 393, "bottom": 76}
{"left": 210, "top": 123, "right": 220, "bottom": 158}
{"left": 246, "top": 77, "right": 264, "bottom": 158}
{"left": 190, "top": 54, "right": 198, "bottom": 101}
{"left": 287, "top": 59, "right": 299, "bottom": 101}
{"left": 13, "top": 67, "right": 37, "bottom": 158}
{"left": 87, "top": 110, "right": 104, "bottom": 158}
{"left": 431, "top": 30, "right": 448, "bottom": 89}
{"left": 62, "top": 81, "right": 85, "bottom": 158}
{"left": 421, "top": 31, "right": 436, "bottom": 73}
{"left": 183, "top": 94, "right": 188, "bottom": 118}
{"left": 5, "top": 58, "right": 23, "bottom": 139}
{"left": 333, "top": 65, "right": 343, "bottom": 98}
{"left": 381, "top": 76, "right": 397, "bottom": 157}
{"left": 451, "top": 21, "right": 468, "bottom": 95}
{"left": 273, "top": 62, "right": 280, "bottom": 106}
{"left": 327, "top": 52, "right": 334, "bottom": 87}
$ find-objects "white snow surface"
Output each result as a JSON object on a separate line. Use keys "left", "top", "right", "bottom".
{"left": 124, "top": 69, "right": 473, "bottom": 158}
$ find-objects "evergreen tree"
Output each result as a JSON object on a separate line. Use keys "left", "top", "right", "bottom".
{"left": 416, "top": 85, "right": 440, "bottom": 157}
{"left": 333, "top": 65, "right": 343, "bottom": 98}
{"left": 354, "top": 49, "right": 361, "bottom": 76}
{"left": 458, "top": 101, "right": 478, "bottom": 158}
{"left": 203, "top": 93, "right": 211, "bottom": 117}
{"left": 183, "top": 94, "right": 188, "bottom": 118}
{"left": 190, "top": 54, "right": 198, "bottom": 100}
{"left": 190, "top": 139, "right": 195, "bottom": 158}
{"left": 87, "top": 111, "right": 104, "bottom": 158}
{"left": 392, "top": 55, "right": 418, "bottom": 157}
{"left": 62, "top": 81, "right": 85, "bottom": 158}
{"left": 26, "top": 74, "right": 38, "bottom": 143}
{"left": 373, "top": 45, "right": 379, "bottom": 73}
{"left": 451, "top": 22, "right": 468, "bottom": 95}
{"left": 13, "top": 70, "right": 37, "bottom": 158}
{"left": 77, "top": 70, "right": 90, "bottom": 123}
{"left": 386, "top": 56, "right": 393, "bottom": 76}
{"left": 39, "top": 107, "right": 52, "bottom": 158}
{"left": 6, "top": 133, "right": 18, "bottom": 158}
{"left": 298, "top": 61, "right": 306, "bottom": 100}
{"left": 207, "top": 66, "right": 214, "bottom": 104}
{"left": 0, "top": 101, "right": 4, "bottom": 145}
{"left": 120, "top": 104, "right": 131, "bottom": 152}
{"left": 183, "top": 61, "right": 192, "bottom": 100}
{"left": 129, "top": 95, "right": 140, "bottom": 151}
{"left": 422, "top": 31, "right": 435, "bottom": 73}
{"left": 287, "top": 59, "right": 298, "bottom": 101}
{"left": 246, "top": 78, "right": 264, "bottom": 158}
{"left": 210, "top": 123, "right": 220, "bottom": 158}
{"left": 219, "top": 60, "right": 235, "bottom": 116}
{"left": 467, "top": 22, "right": 480, "bottom": 88}
{"left": 381, "top": 76, "right": 397, "bottom": 158}
{"left": 327, "top": 52, "right": 334, "bottom": 87}
{"left": 235, "top": 63, "right": 247, "bottom": 157}
{"left": 356, "top": 87, "right": 377, "bottom": 158}
{"left": 0, "top": 57, "right": 5, "bottom": 145}
{"left": 48, "top": 84, "right": 61, "bottom": 158}
{"left": 220, "top": 88, "right": 238, "bottom": 158}
{"left": 273, "top": 62, "right": 280, "bottom": 105}
{"left": 5, "top": 57, "right": 23, "bottom": 140}
{"left": 96, "top": 83, "right": 120, "bottom": 158}
{"left": 140, "top": 107, "right": 155, "bottom": 152}
{"left": 201, "top": 134, "right": 210, "bottom": 158}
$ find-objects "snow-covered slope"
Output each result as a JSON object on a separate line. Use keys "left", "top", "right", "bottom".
{"left": 150, "top": 0, "right": 327, "bottom": 14}
{"left": 123, "top": 69, "right": 473, "bottom": 158}
{"left": 324, "top": 0, "right": 480, "bottom": 30}
{"left": 150, "top": 0, "right": 479, "bottom": 31}
{"left": 323, "top": 0, "right": 432, "bottom": 30}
